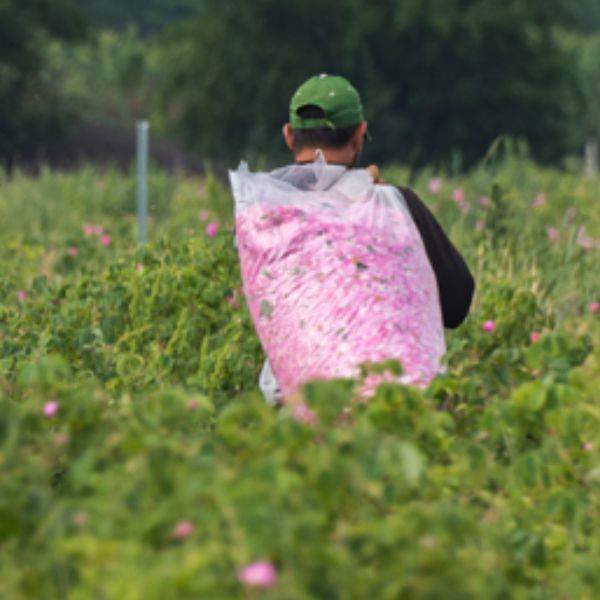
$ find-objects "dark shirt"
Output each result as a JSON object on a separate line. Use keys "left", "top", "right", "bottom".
{"left": 398, "top": 186, "right": 475, "bottom": 329}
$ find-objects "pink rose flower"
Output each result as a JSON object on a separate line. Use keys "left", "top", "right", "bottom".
{"left": 237, "top": 562, "right": 277, "bottom": 588}
{"left": 532, "top": 193, "right": 546, "bottom": 208}
{"left": 187, "top": 399, "right": 199, "bottom": 410}
{"left": 206, "top": 222, "right": 218, "bottom": 237}
{"left": 530, "top": 331, "right": 540, "bottom": 344}
{"left": 452, "top": 188, "right": 465, "bottom": 203}
{"left": 482, "top": 320, "right": 496, "bottom": 333}
{"left": 590, "top": 302, "right": 600, "bottom": 314}
{"left": 44, "top": 400, "right": 59, "bottom": 417}
{"left": 576, "top": 227, "right": 593, "bottom": 250}
{"left": 83, "top": 224, "right": 95, "bottom": 236}
{"left": 198, "top": 208, "right": 210, "bottom": 221}
{"left": 546, "top": 227, "right": 559, "bottom": 242}
{"left": 173, "top": 521, "right": 194, "bottom": 539}
{"left": 292, "top": 403, "right": 317, "bottom": 426}
{"left": 428, "top": 178, "right": 442, "bottom": 194}
{"left": 68, "top": 246, "right": 79, "bottom": 257}
{"left": 17, "top": 290, "right": 28, "bottom": 302}
{"left": 100, "top": 234, "right": 112, "bottom": 247}
{"left": 479, "top": 196, "right": 491, "bottom": 208}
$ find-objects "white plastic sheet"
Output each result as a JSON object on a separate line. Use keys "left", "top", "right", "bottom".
{"left": 230, "top": 157, "right": 445, "bottom": 400}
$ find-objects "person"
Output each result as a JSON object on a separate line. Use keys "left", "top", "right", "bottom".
{"left": 244, "top": 73, "right": 475, "bottom": 404}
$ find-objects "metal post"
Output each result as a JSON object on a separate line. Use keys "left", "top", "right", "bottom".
{"left": 136, "top": 120, "right": 150, "bottom": 243}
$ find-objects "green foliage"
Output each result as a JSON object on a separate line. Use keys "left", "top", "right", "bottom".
{"left": 46, "top": 29, "right": 167, "bottom": 131}
{"left": 77, "top": 0, "right": 196, "bottom": 35}
{"left": 0, "top": 157, "right": 599, "bottom": 597}
{"left": 161, "top": 0, "right": 582, "bottom": 169}
{"left": 0, "top": 0, "right": 88, "bottom": 168}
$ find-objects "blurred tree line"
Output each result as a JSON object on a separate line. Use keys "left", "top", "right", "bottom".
{"left": 1, "top": 0, "right": 599, "bottom": 172}
{"left": 76, "top": 0, "right": 195, "bottom": 35}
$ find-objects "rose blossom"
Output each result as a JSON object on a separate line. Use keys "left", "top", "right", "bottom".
{"left": 452, "top": 188, "right": 465, "bottom": 203}
{"left": 100, "top": 234, "right": 112, "bottom": 247}
{"left": 206, "top": 222, "right": 218, "bottom": 237}
{"left": 482, "top": 320, "right": 496, "bottom": 333}
{"left": 590, "top": 302, "right": 600, "bottom": 314}
{"left": 530, "top": 331, "right": 540, "bottom": 344}
{"left": 292, "top": 403, "right": 317, "bottom": 426}
{"left": 173, "top": 521, "right": 194, "bottom": 539}
{"left": 44, "top": 401, "right": 59, "bottom": 417}
{"left": 546, "top": 227, "right": 559, "bottom": 242}
{"left": 237, "top": 561, "right": 277, "bottom": 588}
{"left": 68, "top": 246, "right": 79, "bottom": 257}
{"left": 428, "top": 178, "right": 442, "bottom": 194}
{"left": 532, "top": 193, "right": 546, "bottom": 208}
{"left": 17, "top": 290, "right": 28, "bottom": 302}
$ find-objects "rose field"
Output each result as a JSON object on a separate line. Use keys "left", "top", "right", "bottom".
{"left": 1, "top": 154, "right": 599, "bottom": 599}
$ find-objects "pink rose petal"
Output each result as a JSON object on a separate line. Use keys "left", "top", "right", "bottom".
{"left": 100, "top": 234, "right": 112, "bottom": 247}
{"left": 17, "top": 290, "right": 28, "bottom": 302}
{"left": 173, "top": 521, "right": 194, "bottom": 539}
{"left": 532, "top": 193, "right": 546, "bottom": 208}
{"left": 206, "top": 222, "right": 218, "bottom": 237}
{"left": 530, "top": 331, "right": 540, "bottom": 344}
{"left": 292, "top": 403, "right": 317, "bottom": 426}
{"left": 452, "top": 188, "right": 465, "bottom": 203}
{"left": 482, "top": 320, "right": 496, "bottom": 333}
{"left": 546, "top": 227, "right": 559, "bottom": 242}
{"left": 44, "top": 401, "right": 59, "bottom": 417}
{"left": 428, "top": 178, "right": 442, "bottom": 194}
{"left": 237, "top": 561, "right": 277, "bottom": 588}
{"left": 590, "top": 302, "right": 600, "bottom": 314}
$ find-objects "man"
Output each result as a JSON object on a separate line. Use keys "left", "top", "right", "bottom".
{"left": 251, "top": 73, "right": 475, "bottom": 404}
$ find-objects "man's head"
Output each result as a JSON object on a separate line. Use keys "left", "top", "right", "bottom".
{"left": 283, "top": 74, "right": 368, "bottom": 165}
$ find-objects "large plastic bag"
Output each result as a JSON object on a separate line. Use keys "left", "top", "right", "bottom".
{"left": 229, "top": 157, "right": 445, "bottom": 400}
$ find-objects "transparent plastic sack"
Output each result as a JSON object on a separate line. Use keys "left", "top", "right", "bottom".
{"left": 229, "top": 157, "right": 445, "bottom": 400}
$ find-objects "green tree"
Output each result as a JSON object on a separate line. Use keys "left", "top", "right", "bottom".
{"left": 161, "top": 0, "right": 582, "bottom": 170}
{"left": 0, "top": 0, "right": 88, "bottom": 170}
{"left": 76, "top": 0, "right": 196, "bottom": 34}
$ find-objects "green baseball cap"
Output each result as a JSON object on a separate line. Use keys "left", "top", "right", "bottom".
{"left": 290, "top": 74, "right": 364, "bottom": 130}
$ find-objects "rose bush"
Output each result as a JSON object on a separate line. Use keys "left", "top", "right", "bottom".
{"left": 0, "top": 157, "right": 599, "bottom": 598}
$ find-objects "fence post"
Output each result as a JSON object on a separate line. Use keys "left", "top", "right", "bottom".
{"left": 136, "top": 120, "right": 150, "bottom": 243}
{"left": 585, "top": 137, "right": 598, "bottom": 179}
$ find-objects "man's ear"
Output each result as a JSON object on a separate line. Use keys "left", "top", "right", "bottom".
{"left": 351, "top": 121, "right": 368, "bottom": 148}
{"left": 282, "top": 123, "right": 295, "bottom": 150}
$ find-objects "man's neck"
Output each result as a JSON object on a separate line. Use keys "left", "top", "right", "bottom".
{"left": 293, "top": 147, "right": 355, "bottom": 166}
